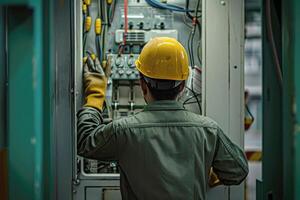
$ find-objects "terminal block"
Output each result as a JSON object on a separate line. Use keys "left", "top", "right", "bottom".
{"left": 108, "top": 54, "right": 140, "bottom": 80}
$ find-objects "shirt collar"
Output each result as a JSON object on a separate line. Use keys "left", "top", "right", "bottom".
{"left": 143, "top": 100, "right": 185, "bottom": 111}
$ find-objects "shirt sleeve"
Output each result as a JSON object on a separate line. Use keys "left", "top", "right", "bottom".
{"left": 212, "top": 127, "right": 249, "bottom": 185}
{"left": 77, "top": 106, "right": 118, "bottom": 161}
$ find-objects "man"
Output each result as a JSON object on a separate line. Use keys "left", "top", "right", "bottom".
{"left": 77, "top": 37, "right": 248, "bottom": 200}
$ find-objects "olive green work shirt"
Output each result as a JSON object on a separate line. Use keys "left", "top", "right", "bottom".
{"left": 77, "top": 100, "right": 249, "bottom": 200}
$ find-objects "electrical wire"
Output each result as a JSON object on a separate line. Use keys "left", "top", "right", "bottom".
{"left": 195, "top": 0, "right": 201, "bottom": 17}
{"left": 97, "top": 161, "right": 111, "bottom": 171}
{"left": 83, "top": 33, "right": 88, "bottom": 52}
{"left": 266, "top": 0, "right": 283, "bottom": 89}
{"left": 196, "top": 41, "right": 202, "bottom": 65}
{"left": 87, "top": 3, "right": 90, "bottom": 16}
{"left": 82, "top": 3, "right": 89, "bottom": 54}
{"left": 85, "top": 50, "right": 93, "bottom": 56}
{"left": 96, "top": 36, "right": 102, "bottom": 61}
{"left": 107, "top": 5, "right": 111, "bottom": 26}
{"left": 195, "top": 1, "right": 201, "bottom": 29}
{"left": 118, "top": 44, "right": 122, "bottom": 54}
{"left": 184, "top": 1, "right": 202, "bottom": 106}
{"left": 188, "top": 23, "right": 200, "bottom": 68}
{"left": 182, "top": 14, "right": 193, "bottom": 29}
{"left": 245, "top": 104, "right": 255, "bottom": 121}
{"left": 185, "top": 0, "right": 201, "bottom": 21}
{"left": 187, "top": 30, "right": 193, "bottom": 67}
{"left": 145, "top": 0, "right": 193, "bottom": 12}
{"left": 96, "top": 0, "right": 109, "bottom": 61}
{"left": 196, "top": 21, "right": 202, "bottom": 65}
{"left": 95, "top": 0, "right": 102, "bottom": 61}
{"left": 124, "top": 0, "right": 128, "bottom": 45}
{"left": 98, "top": 0, "right": 102, "bottom": 19}
{"left": 184, "top": 86, "right": 202, "bottom": 114}
{"left": 108, "top": 0, "right": 117, "bottom": 26}
{"left": 190, "top": 26, "right": 196, "bottom": 67}
{"left": 83, "top": 13, "right": 86, "bottom": 33}
{"left": 107, "top": 2, "right": 112, "bottom": 26}
{"left": 186, "top": 0, "right": 201, "bottom": 68}
{"left": 185, "top": 0, "right": 193, "bottom": 20}
{"left": 101, "top": 24, "right": 106, "bottom": 60}
{"left": 183, "top": 93, "right": 201, "bottom": 104}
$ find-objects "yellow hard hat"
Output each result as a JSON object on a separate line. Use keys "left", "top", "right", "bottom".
{"left": 135, "top": 37, "right": 189, "bottom": 80}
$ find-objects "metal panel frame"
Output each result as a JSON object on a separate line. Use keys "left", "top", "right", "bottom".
{"left": 259, "top": 0, "right": 283, "bottom": 199}
{"left": 294, "top": 0, "right": 300, "bottom": 197}
{"left": 258, "top": 0, "right": 300, "bottom": 199}
{"left": 282, "top": 0, "right": 294, "bottom": 199}
{"left": 0, "top": 7, "right": 6, "bottom": 150}
{"left": 74, "top": 180, "right": 120, "bottom": 200}
{"left": 7, "top": 6, "right": 37, "bottom": 200}
{"left": 0, "top": 0, "right": 52, "bottom": 199}
{"left": 73, "top": 0, "right": 82, "bottom": 185}
{"left": 202, "top": 0, "right": 245, "bottom": 199}
{"left": 282, "top": 0, "right": 300, "bottom": 198}
{"left": 53, "top": 0, "right": 74, "bottom": 199}
{"left": 0, "top": 6, "right": 8, "bottom": 200}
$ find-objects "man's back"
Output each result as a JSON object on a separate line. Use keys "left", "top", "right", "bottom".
{"left": 77, "top": 100, "right": 248, "bottom": 200}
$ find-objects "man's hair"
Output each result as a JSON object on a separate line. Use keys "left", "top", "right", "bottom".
{"left": 140, "top": 75, "right": 183, "bottom": 100}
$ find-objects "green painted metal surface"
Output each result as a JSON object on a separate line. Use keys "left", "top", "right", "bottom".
{"left": 0, "top": 0, "right": 53, "bottom": 199}
{"left": 262, "top": 0, "right": 300, "bottom": 199}
{"left": 41, "top": 1, "right": 54, "bottom": 199}
{"left": 282, "top": 0, "right": 295, "bottom": 199}
{"left": 296, "top": 131, "right": 300, "bottom": 198}
{"left": 256, "top": 180, "right": 263, "bottom": 200}
{"left": 0, "top": 7, "right": 6, "bottom": 150}
{"left": 293, "top": 0, "right": 300, "bottom": 198}
{"left": 32, "top": 2, "right": 44, "bottom": 200}
{"left": 7, "top": 7, "right": 36, "bottom": 199}
{"left": 261, "top": 0, "right": 300, "bottom": 199}
{"left": 0, "top": 0, "right": 40, "bottom": 7}
{"left": 261, "top": 0, "right": 283, "bottom": 198}
{"left": 282, "top": 0, "right": 300, "bottom": 198}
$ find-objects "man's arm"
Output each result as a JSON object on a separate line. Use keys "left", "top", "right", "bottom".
{"left": 77, "top": 56, "right": 117, "bottom": 160}
{"left": 77, "top": 107, "right": 117, "bottom": 160}
{"left": 211, "top": 127, "right": 249, "bottom": 185}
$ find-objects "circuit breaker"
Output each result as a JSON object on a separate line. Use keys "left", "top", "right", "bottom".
{"left": 72, "top": 0, "right": 244, "bottom": 199}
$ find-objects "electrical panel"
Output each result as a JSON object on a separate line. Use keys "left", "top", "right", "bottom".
{"left": 70, "top": 0, "right": 246, "bottom": 199}
{"left": 75, "top": 0, "right": 204, "bottom": 199}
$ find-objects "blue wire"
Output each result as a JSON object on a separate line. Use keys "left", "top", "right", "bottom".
{"left": 145, "top": 0, "right": 193, "bottom": 12}
{"left": 148, "top": 0, "right": 182, "bottom": 11}
{"left": 145, "top": 0, "right": 170, "bottom": 9}
{"left": 96, "top": 36, "right": 102, "bottom": 61}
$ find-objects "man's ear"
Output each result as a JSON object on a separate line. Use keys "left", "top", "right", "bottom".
{"left": 139, "top": 78, "right": 148, "bottom": 96}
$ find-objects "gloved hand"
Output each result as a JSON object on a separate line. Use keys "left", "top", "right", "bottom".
{"left": 208, "top": 167, "right": 222, "bottom": 188}
{"left": 83, "top": 56, "right": 107, "bottom": 111}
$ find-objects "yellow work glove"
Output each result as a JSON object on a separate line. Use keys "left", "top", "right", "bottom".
{"left": 83, "top": 56, "right": 107, "bottom": 111}
{"left": 208, "top": 167, "right": 222, "bottom": 188}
